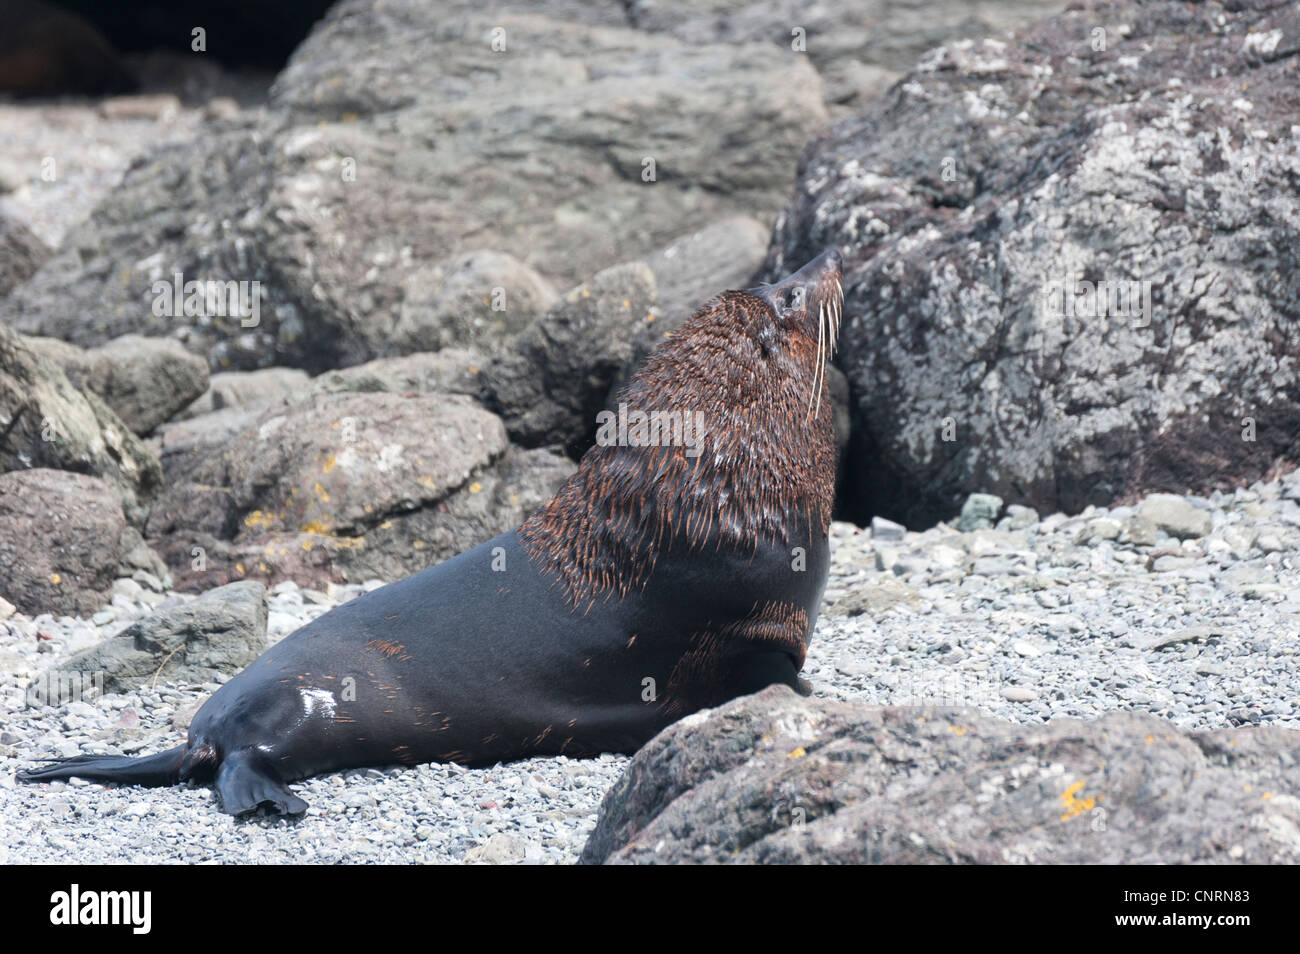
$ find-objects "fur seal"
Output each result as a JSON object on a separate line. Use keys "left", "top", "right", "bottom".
{"left": 17, "top": 249, "right": 844, "bottom": 815}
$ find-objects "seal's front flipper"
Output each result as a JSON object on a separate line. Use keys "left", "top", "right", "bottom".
{"left": 215, "top": 750, "right": 307, "bottom": 817}
{"left": 731, "top": 650, "right": 805, "bottom": 697}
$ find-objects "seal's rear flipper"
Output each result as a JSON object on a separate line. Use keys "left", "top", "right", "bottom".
{"left": 16, "top": 745, "right": 185, "bottom": 787}
{"left": 216, "top": 750, "right": 308, "bottom": 816}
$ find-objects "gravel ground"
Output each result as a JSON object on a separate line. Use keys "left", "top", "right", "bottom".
{"left": 3, "top": 476, "right": 1298, "bottom": 863}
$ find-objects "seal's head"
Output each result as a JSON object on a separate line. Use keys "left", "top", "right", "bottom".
{"left": 745, "top": 249, "right": 843, "bottom": 419}
{"left": 522, "top": 250, "right": 845, "bottom": 607}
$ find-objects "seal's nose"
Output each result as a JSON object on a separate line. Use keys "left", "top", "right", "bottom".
{"left": 789, "top": 248, "right": 842, "bottom": 284}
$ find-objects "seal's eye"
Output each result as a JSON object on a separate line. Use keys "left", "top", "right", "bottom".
{"left": 786, "top": 287, "right": 806, "bottom": 314}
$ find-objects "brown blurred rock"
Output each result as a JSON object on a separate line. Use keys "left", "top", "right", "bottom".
{"left": 0, "top": 469, "right": 125, "bottom": 616}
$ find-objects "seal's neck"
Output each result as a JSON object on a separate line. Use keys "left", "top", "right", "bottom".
{"left": 520, "top": 292, "right": 836, "bottom": 609}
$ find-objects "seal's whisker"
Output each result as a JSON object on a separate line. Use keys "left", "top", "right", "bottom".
{"left": 810, "top": 300, "right": 827, "bottom": 422}
{"left": 806, "top": 302, "right": 820, "bottom": 419}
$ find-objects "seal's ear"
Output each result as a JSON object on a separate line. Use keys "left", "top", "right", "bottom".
{"left": 775, "top": 286, "right": 807, "bottom": 323}
{"left": 757, "top": 319, "right": 776, "bottom": 357}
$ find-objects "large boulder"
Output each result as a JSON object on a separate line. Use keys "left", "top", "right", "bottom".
{"left": 582, "top": 686, "right": 1300, "bottom": 864}
{"left": 303, "top": 349, "right": 486, "bottom": 400}
{"left": 0, "top": 469, "right": 125, "bottom": 616}
{"left": 177, "top": 366, "right": 311, "bottom": 419}
{"left": 482, "top": 262, "right": 658, "bottom": 452}
{"left": 35, "top": 581, "right": 268, "bottom": 699}
{"left": 24, "top": 333, "right": 209, "bottom": 435}
{"left": 0, "top": 324, "right": 161, "bottom": 520}
{"left": 641, "top": 216, "right": 771, "bottom": 330}
{"left": 390, "top": 250, "right": 558, "bottom": 354}
{"left": 147, "top": 386, "right": 574, "bottom": 589}
{"left": 625, "top": 0, "right": 1066, "bottom": 115}
{"left": 4, "top": 0, "right": 826, "bottom": 371}
{"left": 765, "top": 0, "right": 1300, "bottom": 527}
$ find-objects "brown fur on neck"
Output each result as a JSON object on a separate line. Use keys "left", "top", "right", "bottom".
{"left": 519, "top": 291, "right": 836, "bottom": 609}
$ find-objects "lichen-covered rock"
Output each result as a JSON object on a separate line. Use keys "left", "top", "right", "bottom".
{"left": 147, "top": 387, "right": 573, "bottom": 589}
{"left": 766, "top": 0, "right": 1300, "bottom": 527}
{"left": 582, "top": 686, "right": 1300, "bottom": 864}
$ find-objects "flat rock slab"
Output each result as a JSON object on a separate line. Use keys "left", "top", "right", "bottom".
{"left": 38, "top": 580, "right": 268, "bottom": 698}
{"left": 581, "top": 686, "right": 1300, "bottom": 864}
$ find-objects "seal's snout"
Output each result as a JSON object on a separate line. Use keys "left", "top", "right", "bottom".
{"left": 749, "top": 249, "right": 845, "bottom": 421}
{"left": 803, "top": 248, "right": 842, "bottom": 277}
{"left": 786, "top": 248, "right": 842, "bottom": 295}
{"left": 749, "top": 248, "right": 844, "bottom": 325}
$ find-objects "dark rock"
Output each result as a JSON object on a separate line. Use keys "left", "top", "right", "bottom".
{"left": 5, "top": 0, "right": 825, "bottom": 371}
{"left": 52, "top": 0, "right": 334, "bottom": 72}
{"left": 0, "top": 214, "right": 50, "bottom": 297}
{"left": 116, "top": 524, "right": 170, "bottom": 584}
{"left": 41, "top": 581, "right": 268, "bottom": 697}
{"left": 483, "top": 262, "right": 657, "bottom": 452}
{"left": 24, "top": 333, "right": 209, "bottom": 435}
{"left": 0, "top": 0, "right": 136, "bottom": 97}
{"left": 0, "top": 469, "right": 125, "bottom": 616}
{"left": 582, "top": 686, "right": 1300, "bottom": 864}
{"left": 766, "top": 0, "right": 1300, "bottom": 526}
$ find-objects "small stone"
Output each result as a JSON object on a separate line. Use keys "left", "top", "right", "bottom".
{"left": 464, "top": 833, "right": 527, "bottom": 864}
{"left": 929, "top": 544, "right": 966, "bottom": 568}
{"left": 1002, "top": 504, "right": 1039, "bottom": 531}
{"left": 1127, "top": 624, "right": 1220, "bottom": 651}
{"left": 0, "top": 596, "right": 15, "bottom": 620}
{"left": 870, "top": 516, "right": 906, "bottom": 541}
{"left": 204, "top": 97, "right": 241, "bottom": 121}
{"left": 99, "top": 93, "right": 182, "bottom": 121}
{"left": 1137, "top": 494, "right": 1213, "bottom": 540}
{"left": 1077, "top": 517, "right": 1122, "bottom": 543}
{"left": 958, "top": 493, "right": 1004, "bottom": 532}
{"left": 1002, "top": 687, "right": 1038, "bottom": 702}
{"left": 131, "top": 570, "right": 165, "bottom": 592}
{"left": 892, "top": 553, "right": 930, "bottom": 577}
{"left": 1122, "top": 515, "right": 1159, "bottom": 546}
{"left": 1254, "top": 531, "right": 1284, "bottom": 553}
{"left": 1012, "top": 640, "right": 1042, "bottom": 658}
